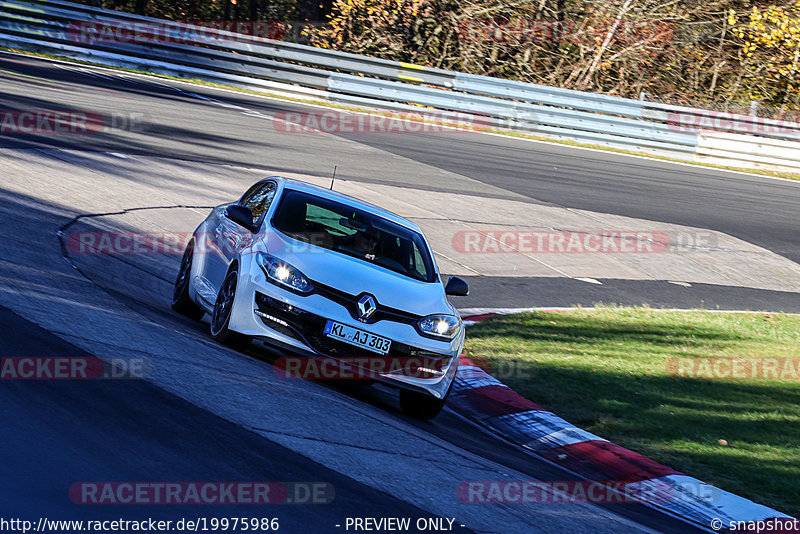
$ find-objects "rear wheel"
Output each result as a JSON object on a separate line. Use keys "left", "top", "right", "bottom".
{"left": 171, "top": 242, "right": 204, "bottom": 320}
{"left": 210, "top": 266, "right": 252, "bottom": 350}
{"left": 399, "top": 382, "right": 452, "bottom": 420}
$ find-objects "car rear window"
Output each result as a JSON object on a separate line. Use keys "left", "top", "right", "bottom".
{"left": 271, "top": 189, "right": 435, "bottom": 282}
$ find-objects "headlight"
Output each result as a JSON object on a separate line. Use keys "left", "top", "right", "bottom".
{"left": 256, "top": 254, "right": 313, "bottom": 294}
{"left": 417, "top": 314, "right": 461, "bottom": 340}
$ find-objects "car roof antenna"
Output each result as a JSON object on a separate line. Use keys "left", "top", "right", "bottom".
{"left": 329, "top": 165, "right": 337, "bottom": 190}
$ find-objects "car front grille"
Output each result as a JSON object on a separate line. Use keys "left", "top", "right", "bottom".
{"left": 310, "top": 281, "right": 422, "bottom": 326}
{"left": 254, "top": 292, "right": 449, "bottom": 377}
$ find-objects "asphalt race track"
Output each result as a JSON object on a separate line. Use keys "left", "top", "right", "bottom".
{"left": 2, "top": 53, "right": 799, "bottom": 311}
{"left": 1, "top": 52, "right": 798, "bottom": 532}
{"left": 0, "top": 304, "right": 445, "bottom": 529}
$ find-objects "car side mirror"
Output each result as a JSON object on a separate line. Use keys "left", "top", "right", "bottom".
{"left": 444, "top": 276, "right": 469, "bottom": 296}
{"left": 225, "top": 205, "right": 257, "bottom": 232}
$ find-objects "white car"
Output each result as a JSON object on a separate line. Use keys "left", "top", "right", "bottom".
{"left": 172, "top": 177, "right": 469, "bottom": 419}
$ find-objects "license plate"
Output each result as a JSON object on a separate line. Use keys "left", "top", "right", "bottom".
{"left": 324, "top": 320, "right": 392, "bottom": 355}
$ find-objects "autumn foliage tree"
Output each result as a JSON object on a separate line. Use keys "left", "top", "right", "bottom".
{"left": 72, "top": 0, "right": 800, "bottom": 112}
{"left": 728, "top": 2, "right": 800, "bottom": 108}
{"left": 308, "top": 0, "right": 800, "bottom": 112}
{"left": 73, "top": 0, "right": 300, "bottom": 23}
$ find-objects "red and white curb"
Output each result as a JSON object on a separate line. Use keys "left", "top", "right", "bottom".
{"left": 451, "top": 313, "right": 794, "bottom": 531}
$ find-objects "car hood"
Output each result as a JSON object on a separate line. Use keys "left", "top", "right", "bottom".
{"left": 262, "top": 231, "right": 452, "bottom": 317}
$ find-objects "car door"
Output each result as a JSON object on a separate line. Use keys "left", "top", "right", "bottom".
{"left": 207, "top": 180, "right": 278, "bottom": 292}
{"left": 197, "top": 205, "right": 233, "bottom": 301}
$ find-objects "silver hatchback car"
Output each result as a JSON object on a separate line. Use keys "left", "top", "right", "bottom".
{"left": 172, "top": 177, "right": 469, "bottom": 419}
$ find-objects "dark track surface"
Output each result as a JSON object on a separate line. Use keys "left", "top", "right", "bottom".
{"left": 0, "top": 305, "right": 453, "bottom": 530}
{"left": 331, "top": 131, "right": 800, "bottom": 265}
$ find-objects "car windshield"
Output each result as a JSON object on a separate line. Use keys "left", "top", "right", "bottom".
{"left": 271, "top": 189, "right": 435, "bottom": 282}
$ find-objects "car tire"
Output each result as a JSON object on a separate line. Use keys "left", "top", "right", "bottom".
{"left": 210, "top": 266, "right": 252, "bottom": 350}
{"left": 171, "top": 242, "right": 205, "bottom": 320}
{"left": 399, "top": 381, "right": 452, "bottom": 420}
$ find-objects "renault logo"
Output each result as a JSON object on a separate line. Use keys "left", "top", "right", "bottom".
{"left": 356, "top": 294, "right": 377, "bottom": 321}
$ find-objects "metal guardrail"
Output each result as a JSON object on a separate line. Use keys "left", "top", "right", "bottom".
{"left": 0, "top": 0, "right": 458, "bottom": 87}
{"left": 695, "top": 132, "right": 800, "bottom": 172}
{"left": 2, "top": 0, "right": 800, "bottom": 171}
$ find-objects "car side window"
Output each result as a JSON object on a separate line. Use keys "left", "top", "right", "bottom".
{"left": 241, "top": 182, "right": 277, "bottom": 227}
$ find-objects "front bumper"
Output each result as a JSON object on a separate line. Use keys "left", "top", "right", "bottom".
{"left": 228, "top": 262, "right": 462, "bottom": 399}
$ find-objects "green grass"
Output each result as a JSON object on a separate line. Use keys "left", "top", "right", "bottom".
{"left": 4, "top": 46, "right": 800, "bottom": 182}
{"left": 464, "top": 306, "right": 800, "bottom": 516}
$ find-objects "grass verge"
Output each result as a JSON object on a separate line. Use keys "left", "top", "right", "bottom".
{"left": 464, "top": 306, "right": 800, "bottom": 516}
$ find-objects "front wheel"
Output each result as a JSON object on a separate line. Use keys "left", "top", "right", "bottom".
{"left": 399, "top": 384, "right": 451, "bottom": 420}
{"left": 210, "top": 267, "right": 252, "bottom": 350}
